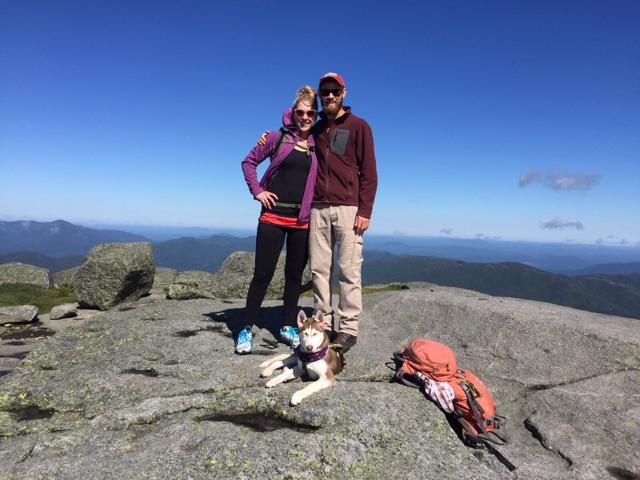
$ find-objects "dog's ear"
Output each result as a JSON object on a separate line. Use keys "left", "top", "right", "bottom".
{"left": 313, "top": 311, "right": 324, "bottom": 323}
{"left": 297, "top": 310, "right": 307, "bottom": 328}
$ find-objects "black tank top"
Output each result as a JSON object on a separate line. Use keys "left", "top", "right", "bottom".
{"left": 267, "top": 148, "right": 312, "bottom": 217}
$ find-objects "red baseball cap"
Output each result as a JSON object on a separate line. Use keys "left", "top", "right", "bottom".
{"left": 319, "top": 72, "right": 345, "bottom": 88}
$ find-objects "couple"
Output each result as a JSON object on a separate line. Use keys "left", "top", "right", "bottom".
{"left": 239, "top": 72, "right": 377, "bottom": 356}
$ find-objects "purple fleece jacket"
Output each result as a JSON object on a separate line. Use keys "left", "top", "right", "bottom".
{"left": 241, "top": 108, "right": 318, "bottom": 224}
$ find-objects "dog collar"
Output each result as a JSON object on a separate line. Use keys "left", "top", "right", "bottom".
{"left": 295, "top": 346, "right": 328, "bottom": 363}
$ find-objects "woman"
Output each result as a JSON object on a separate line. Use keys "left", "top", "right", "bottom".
{"left": 238, "top": 86, "right": 319, "bottom": 354}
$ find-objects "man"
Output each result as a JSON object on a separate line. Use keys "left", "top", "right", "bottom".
{"left": 309, "top": 72, "right": 378, "bottom": 353}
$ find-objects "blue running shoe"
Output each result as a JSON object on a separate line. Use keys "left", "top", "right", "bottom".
{"left": 235, "top": 326, "right": 253, "bottom": 354}
{"left": 279, "top": 326, "right": 300, "bottom": 348}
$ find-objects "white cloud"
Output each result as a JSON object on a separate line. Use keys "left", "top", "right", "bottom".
{"left": 545, "top": 172, "right": 601, "bottom": 191}
{"left": 518, "top": 170, "right": 601, "bottom": 191}
{"left": 518, "top": 170, "right": 541, "bottom": 187}
{"left": 540, "top": 218, "right": 585, "bottom": 230}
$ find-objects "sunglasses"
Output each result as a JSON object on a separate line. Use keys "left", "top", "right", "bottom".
{"left": 294, "top": 109, "right": 317, "bottom": 118}
{"left": 319, "top": 88, "right": 343, "bottom": 97}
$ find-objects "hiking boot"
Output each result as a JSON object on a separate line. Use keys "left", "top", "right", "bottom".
{"left": 330, "top": 332, "right": 357, "bottom": 353}
{"left": 279, "top": 326, "right": 300, "bottom": 348}
{"left": 235, "top": 326, "right": 253, "bottom": 354}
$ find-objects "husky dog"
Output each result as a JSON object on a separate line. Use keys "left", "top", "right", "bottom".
{"left": 259, "top": 310, "right": 344, "bottom": 405}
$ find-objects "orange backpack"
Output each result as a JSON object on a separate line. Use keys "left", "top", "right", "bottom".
{"left": 394, "top": 338, "right": 513, "bottom": 469}
{"left": 397, "top": 339, "right": 458, "bottom": 382}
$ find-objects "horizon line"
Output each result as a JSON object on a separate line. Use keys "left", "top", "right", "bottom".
{"left": 1, "top": 217, "right": 640, "bottom": 249}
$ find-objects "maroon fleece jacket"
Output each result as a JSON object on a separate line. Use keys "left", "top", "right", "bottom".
{"left": 312, "top": 107, "right": 378, "bottom": 219}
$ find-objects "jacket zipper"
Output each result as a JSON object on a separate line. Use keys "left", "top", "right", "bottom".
{"left": 324, "top": 125, "right": 333, "bottom": 201}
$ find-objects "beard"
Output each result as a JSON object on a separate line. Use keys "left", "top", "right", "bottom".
{"left": 322, "top": 98, "right": 342, "bottom": 116}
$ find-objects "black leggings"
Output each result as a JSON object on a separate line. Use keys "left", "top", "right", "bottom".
{"left": 243, "top": 221, "right": 309, "bottom": 329}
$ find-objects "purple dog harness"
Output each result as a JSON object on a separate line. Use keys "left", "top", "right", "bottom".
{"left": 295, "top": 346, "right": 328, "bottom": 364}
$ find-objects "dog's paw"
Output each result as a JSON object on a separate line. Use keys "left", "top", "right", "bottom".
{"left": 260, "top": 369, "right": 272, "bottom": 378}
{"left": 265, "top": 378, "right": 278, "bottom": 388}
{"left": 290, "top": 392, "right": 304, "bottom": 406}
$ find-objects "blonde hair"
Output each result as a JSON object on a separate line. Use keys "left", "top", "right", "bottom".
{"left": 294, "top": 85, "right": 318, "bottom": 110}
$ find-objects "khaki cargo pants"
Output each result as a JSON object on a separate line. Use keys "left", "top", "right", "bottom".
{"left": 309, "top": 205, "right": 363, "bottom": 336}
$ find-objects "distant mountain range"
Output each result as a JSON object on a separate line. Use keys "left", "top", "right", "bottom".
{"left": 364, "top": 235, "right": 640, "bottom": 275}
{"left": 0, "top": 220, "right": 148, "bottom": 256}
{"left": 362, "top": 254, "right": 640, "bottom": 320}
{"left": 0, "top": 252, "right": 84, "bottom": 272}
{"left": 153, "top": 235, "right": 256, "bottom": 272}
{"left": 2, "top": 219, "right": 640, "bottom": 320}
{"left": 0, "top": 220, "right": 257, "bottom": 273}
{"left": 3, "top": 220, "right": 640, "bottom": 273}
{"left": 88, "top": 224, "right": 255, "bottom": 242}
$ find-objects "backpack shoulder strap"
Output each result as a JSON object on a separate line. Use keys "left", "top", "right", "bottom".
{"left": 456, "top": 416, "right": 515, "bottom": 471}
{"left": 272, "top": 128, "right": 292, "bottom": 158}
{"left": 482, "top": 441, "right": 517, "bottom": 472}
{"left": 460, "top": 381, "right": 488, "bottom": 434}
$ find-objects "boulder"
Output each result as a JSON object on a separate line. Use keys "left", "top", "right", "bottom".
{"left": 166, "top": 270, "right": 216, "bottom": 300}
{"left": 211, "top": 251, "right": 312, "bottom": 299}
{"left": 75, "top": 243, "right": 155, "bottom": 310}
{"left": 52, "top": 266, "right": 80, "bottom": 288}
{"left": 0, "top": 263, "right": 50, "bottom": 288}
{"left": 49, "top": 303, "right": 78, "bottom": 320}
{"left": 0, "top": 305, "right": 38, "bottom": 324}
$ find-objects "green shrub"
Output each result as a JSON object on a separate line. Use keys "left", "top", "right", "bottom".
{"left": 0, "top": 283, "right": 77, "bottom": 314}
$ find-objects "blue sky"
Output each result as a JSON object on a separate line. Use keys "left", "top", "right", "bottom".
{"left": 1, "top": 0, "right": 638, "bottom": 245}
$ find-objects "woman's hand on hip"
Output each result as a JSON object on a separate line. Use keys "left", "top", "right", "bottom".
{"left": 255, "top": 191, "right": 278, "bottom": 209}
